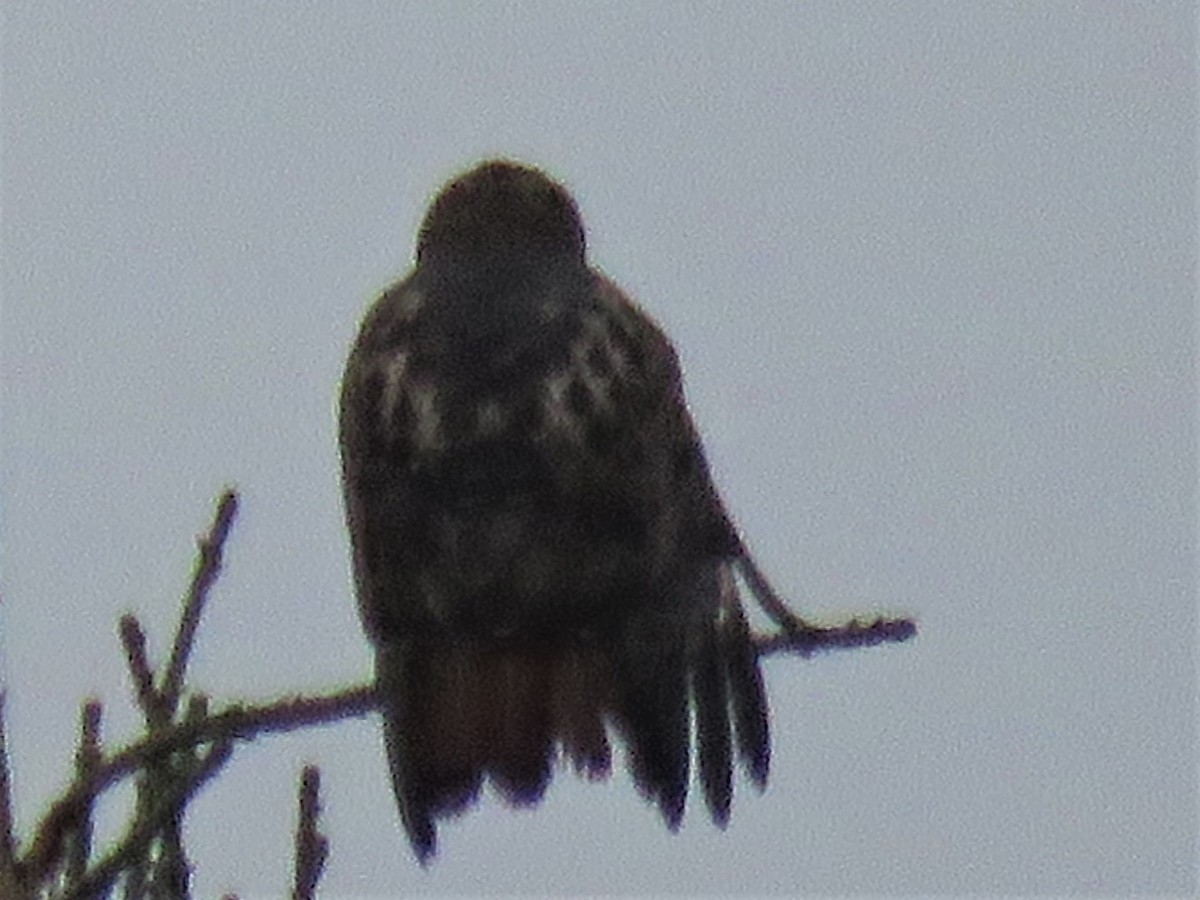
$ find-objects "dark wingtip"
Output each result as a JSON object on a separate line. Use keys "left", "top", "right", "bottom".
{"left": 747, "top": 742, "right": 770, "bottom": 791}
{"left": 614, "top": 612, "right": 692, "bottom": 837}
{"left": 492, "top": 762, "right": 554, "bottom": 809}
{"left": 729, "top": 636, "right": 771, "bottom": 791}
{"left": 694, "top": 624, "right": 733, "bottom": 828}
{"left": 407, "top": 814, "right": 438, "bottom": 867}
{"left": 660, "top": 788, "right": 687, "bottom": 832}
{"left": 737, "top": 697, "right": 771, "bottom": 790}
{"left": 709, "top": 797, "right": 732, "bottom": 830}
{"left": 627, "top": 735, "right": 689, "bottom": 832}
{"left": 569, "top": 742, "right": 613, "bottom": 781}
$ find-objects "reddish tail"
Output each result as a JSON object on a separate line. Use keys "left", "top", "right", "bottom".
{"left": 377, "top": 610, "right": 768, "bottom": 863}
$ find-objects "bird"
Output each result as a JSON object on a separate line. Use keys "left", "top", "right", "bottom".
{"left": 339, "top": 160, "right": 774, "bottom": 863}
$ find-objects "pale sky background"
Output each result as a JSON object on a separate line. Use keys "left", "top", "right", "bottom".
{"left": 2, "top": 2, "right": 1195, "bottom": 896}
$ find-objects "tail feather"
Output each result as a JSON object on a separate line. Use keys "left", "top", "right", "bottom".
{"left": 377, "top": 641, "right": 441, "bottom": 864}
{"left": 693, "top": 619, "right": 733, "bottom": 826}
{"left": 421, "top": 642, "right": 489, "bottom": 816}
{"left": 377, "top": 574, "right": 770, "bottom": 862}
{"left": 723, "top": 593, "right": 770, "bottom": 788}
{"left": 688, "top": 563, "right": 770, "bottom": 825}
{"left": 486, "top": 651, "right": 554, "bottom": 805}
{"left": 615, "top": 614, "right": 690, "bottom": 829}
{"left": 550, "top": 645, "right": 613, "bottom": 778}
{"left": 379, "top": 637, "right": 617, "bottom": 861}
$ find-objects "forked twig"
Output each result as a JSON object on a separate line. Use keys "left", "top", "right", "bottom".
{"left": 161, "top": 489, "right": 239, "bottom": 715}
{"left": 61, "top": 740, "right": 234, "bottom": 900}
{"left": 20, "top": 687, "right": 375, "bottom": 885}
{"left": 737, "top": 545, "right": 917, "bottom": 656}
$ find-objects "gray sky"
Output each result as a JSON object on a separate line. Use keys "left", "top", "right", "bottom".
{"left": 2, "top": 2, "right": 1195, "bottom": 896}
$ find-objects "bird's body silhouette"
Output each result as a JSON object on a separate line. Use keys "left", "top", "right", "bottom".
{"left": 340, "top": 161, "right": 771, "bottom": 862}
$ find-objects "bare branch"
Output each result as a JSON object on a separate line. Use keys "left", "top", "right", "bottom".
{"left": 99, "top": 490, "right": 238, "bottom": 896}
{"left": 736, "top": 552, "right": 817, "bottom": 632}
{"left": 0, "top": 693, "right": 23, "bottom": 900}
{"left": 61, "top": 740, "right": 234, "bottom": 900}
{"left": 291, "top": 766, "right": 328, "bottom": 900}
{"left": 755, "top": 615, "right": 917, "bottom": 658}
{"left": 20, "top": 687, "right": 376, "bottom": 883}
{"left": 161, "top": 489, "right": 239, "bottom": 715}
{"left": 120, "top": 614, "right": 161, "bottom": 721}
{"left": 64, "top": 700, "right": 103, "bottom": 886}
{"left": 735, "top": 542, "right": 917, "bottom": 657}
{"left": 154, "top": 696, "right": 214, "bottom": 896}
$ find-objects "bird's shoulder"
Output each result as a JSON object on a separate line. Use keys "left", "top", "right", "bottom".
{"left": 339, "top": 269, "right": 686, "bottom": 459}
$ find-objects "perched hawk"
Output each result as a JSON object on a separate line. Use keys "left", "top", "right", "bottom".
{"left": 340, "top": 161, "right": 774, "bottom": 863}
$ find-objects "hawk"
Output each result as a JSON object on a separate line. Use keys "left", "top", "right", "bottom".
{"left": 339, "top": 160, "right": 776, "bottom": 863}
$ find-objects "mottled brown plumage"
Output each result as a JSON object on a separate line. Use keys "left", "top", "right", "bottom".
{"left": 339, "top": 160, "right": 770, "bottom": 863}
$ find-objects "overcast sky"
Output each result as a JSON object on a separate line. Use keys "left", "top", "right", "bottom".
{"left": 2, "top": 2, "right": 1195, "bottom": 896}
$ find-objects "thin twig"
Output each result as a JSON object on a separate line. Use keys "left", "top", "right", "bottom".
{"left": 291, "top": 766, "right": 328, "bottom": 900}
{"left": 161, "top": 489, "right": 239, "bottom": 716}
{"left": 123, "top": 493, "right": 236, "bottom": 897}
{"left": 120, "top": 614, "right": 160, "bottom": 721}
{"left": 20, "top": 686, "right": 376, "bottom": 883}
{"left": 64, "top": 700, "right": 103, "bottom": 887}
{"left": 754, "top": 615, "right": 917, "bottom": 657}
{"left": 735, "top": 551, "right": 817, "bottom": 632}
{"left": 155, "top": 697, "right": 212, "bottom": 897}
{"left": 114, "top": 490, "right": 235, "bottom": 896}
{"left": 734, "top": 543, "right": 917, "bottom": 654}
{"left": 121, "top": 613, "right": 164, "bottom": 900}
{"left": 61, "top": 740, "right": 234, "bottom": 900}
{"left": 0, "top": 693, "right": 22, "bottom": 900}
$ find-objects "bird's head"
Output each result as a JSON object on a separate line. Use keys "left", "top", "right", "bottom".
{"left": 416, "top": 160, "right": 586, "bottom": 264}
